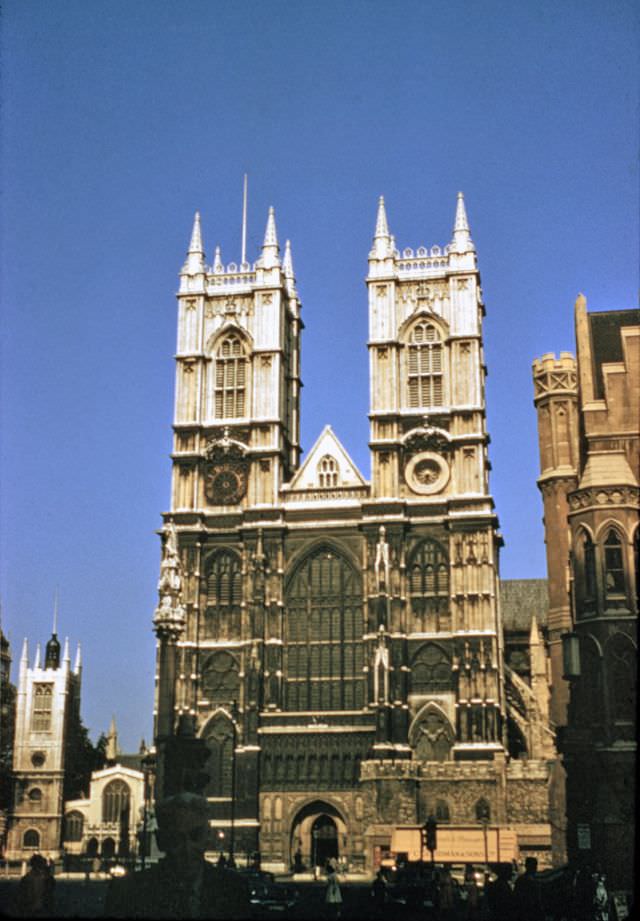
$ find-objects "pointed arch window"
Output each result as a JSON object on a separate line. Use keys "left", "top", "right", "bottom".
{"left": 475, "top": 798, "right": 491, "bottom": 823}
{"left": 204, "top": 551, "right": 242, "bottom": 640}
{"left": 605, "top": 635, "right": 636, "bottom": 728}
{"left": 435, "top": 799, "right": 451, "bottom": 823}
{"left": 284, "top": 547, "right": 364, "bottom": 711}
{"left": 23, "top": 829, "right": 40, "bottom": 849}
{"left": 102, "top": 780, "right": 130, "bottom": 824}
{"left": 409, "top": 540, "right": 449, "bottom": 631}
{"left": 318, "top": 455, "right": 339, "bottom": 488}
{"left": 64, "top": 811, "right": 84, "bottom": 842}
{"left": 31, "top": 683, "right": 53, "bottom": 732}
{"left": 201, "top": 651, "right": 239, "bottom": 703}
{"left": 604, "top": 530, "right": 626, "bottom": 598}
{"left": 204, "top": 714, "right": 234, "bottom": 798}
{"left": 583, "top": 532, "right": 597, "bottom": 605}
{"left": 407, "top": 322, "right": 444, "bottom": 408}
{"left": 214, "top": 334, "right": 247, "bottom": 418}
{"left": 411, "top": 643, "right": 451, "bottom": 693}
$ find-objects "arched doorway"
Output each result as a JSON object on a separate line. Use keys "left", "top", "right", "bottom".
{"left": 101, "top": 837, "right": 116, "bottom": 859}
{"left": 289, "top": 800, "right": 347, "bottom": 870}
{"left": 311, "top": 815, "right": 338, "bottom": 868}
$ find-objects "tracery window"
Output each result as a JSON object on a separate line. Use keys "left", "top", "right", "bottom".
{"left": 204, "top": 551, "right": 242, "bottom": 640}
{"left": 583, "top": 533, "right": 597, "bottom": 605}
{"left": 318, "top": 455, "right": 339, "bottom": 488}
{"left": 31, "top": 684, "right": 53, "bottom": 732}
{"left": 574, "top": 636, "right": 601, "bottom": 726}
{"left": 102, "top": 780, "right": 130, "bottom": 824}
{"left": 407, "top": 322, "right": 444, "bottom": 408}
{"left": 604, "top": 530, "right": 626, "bottom": 598}
{"left": 409, "top": 540, "right": 450, "bottom": 631}
{"left": 64, "top": 811, "right": 84, "bottom": 842}
{"left": 605, "top": 635, "right": 636, "bottom": 727}
{"left": 214, "top": 334, "right": 247, "bottom": 418}
{"left": 285, "top": 547, "right": 364, "bottom": 711}
{"left": 411, "top": 644, "right": 451, "bottom": 693}
{"left": 204, "top": 714, "right": 234, "bottom": 797}
{"left": 201, "top": 651, "right": 239, "bottom": 703}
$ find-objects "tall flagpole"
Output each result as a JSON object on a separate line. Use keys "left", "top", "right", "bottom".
{"left": 53, "top": 587, "right": 59, "bottom": 634}
{"left": 241, "top": 173, "right": 248, "bottom": 265}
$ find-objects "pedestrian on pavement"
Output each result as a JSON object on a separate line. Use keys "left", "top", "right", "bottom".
{"left": 514, "top": 857, "right": 544, "bottom": 921}
{"left": 436, "top": 867, "right": 456, "bottom": 920}
{"left": 325, "top": 866, "right": 343, "bottom": 919}
{"left": 464, "top": 864, "right": 481, "bottom": 920}
{"left": 10, "top": 853, "right": 55, "bottom": 918}
{"left": 371, "top": 868, "right": 388, "bottom": 914}
{"left": 592, "top": 867, "right": 609, "bottom": 921}
{"left": 104, "top": 792, "right": 250, "bottom": 919}
{"left": 485, "top": 863, "right": 515, "bottom": 921}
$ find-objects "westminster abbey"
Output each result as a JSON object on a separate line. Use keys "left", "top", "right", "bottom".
{"left": 152, "top": 196, "right": 561, "bottom": 872}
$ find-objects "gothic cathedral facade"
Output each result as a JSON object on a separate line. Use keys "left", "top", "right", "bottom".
{"left": 154, "top": 196, "right": 558, "bottom": 870}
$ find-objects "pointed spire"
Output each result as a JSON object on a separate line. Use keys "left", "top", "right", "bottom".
{"left": 53, "top": 588, "right": 59, "bottom": 635}
{"left": 63, "top": 636, "right": 70, "bottom": 661}
{"left": 34, "top": 643, "right": 41, "bottom": 669}
{"left": 188, "top": 211, "right": 203, "bottom": 254}
{"left": 213, "top": 245, "right": 223, "bottom": 272}
{"left": 73, "top": 642, "right": 82, "bottom": 674}
{"left": 20, "top": 638, "right": 28, "bottom": 670}
{"left": 283, "top": 239, "right": 294, "bottom": 278}
{"left": 260, "top": 206, "right": 280, "bottom": 269}
{"left": 375, "top": 196, "right": 390, "bottom": 238}
{"left": 184, "top": 211, "right": 205, "bottom": 274}
{"left": 451, "top": 191, "right": 475, "bottom": 253}
{"left": 106, "top": 715, "right": 119, "bottom": 762}
{"left": 371, "top": 196, "right": 393, "bottom": 259}
{"left": 529, "top": 616, "right": 546, "bottom": 677}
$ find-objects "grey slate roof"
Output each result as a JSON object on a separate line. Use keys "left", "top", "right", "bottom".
{"left": 500, "top": 578, "right": 549, "bottom": 632}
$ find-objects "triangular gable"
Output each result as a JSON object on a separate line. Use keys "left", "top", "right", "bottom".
{"left": 287, "top": 425, "right": 367, "bottom": 492}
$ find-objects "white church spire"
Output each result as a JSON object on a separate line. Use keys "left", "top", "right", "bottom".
{"left": 451, "top": 191, "right": 475, "bottom": 253}
{"left": 371, "top": 196, "right": 393, "bottom": 259}
{"left": 184, "top": 211, "right": 206, "bottom": 275}
{"left": 260, "top": 206, "right": 280, "bottom": 269}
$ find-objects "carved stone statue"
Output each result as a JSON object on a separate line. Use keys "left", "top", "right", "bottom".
{"left": 374, "top": 525, "right": 390, "bottom": 591}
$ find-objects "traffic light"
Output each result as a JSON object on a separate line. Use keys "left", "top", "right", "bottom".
{"left": 425, "top": 816, "right": 437, "bottom": 854}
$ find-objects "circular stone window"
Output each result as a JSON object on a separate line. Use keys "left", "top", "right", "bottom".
{"left": 31, "top": 752, "right": 46, "bottom": 768}
{"left": 404, "top": 451, "right": 450, "bottom": 495}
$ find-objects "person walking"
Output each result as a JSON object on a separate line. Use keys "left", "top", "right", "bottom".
{"left": 486, "top": 863, "right": 515, "bottom": 921}
{"left": 11, "top": 853, "right": 55, "bottom": 918}
{"left": 463, "top": 864, "right": 481, "bottom": 920}
{"left": 325, "top": 866, "right": 343, "bottom": 920}
{"left": 514, "top": 857, "right": 544, "bottom": 921}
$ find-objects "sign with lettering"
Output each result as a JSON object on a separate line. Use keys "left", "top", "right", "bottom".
{"left": 391, "top": 826, "right": 519, "bottom": 863}
{"left": 576, "top": 824, "right": 591, "bottom": 850}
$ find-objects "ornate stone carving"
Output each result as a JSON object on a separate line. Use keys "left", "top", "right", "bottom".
{"left": 203, "top": 427, "right": 249, "bottom": 505}
{"left": 153, "top": 522, "right": 186, "bottom": 639}
{"left": 404, "top": 452, "right": 450, "bottom": 495}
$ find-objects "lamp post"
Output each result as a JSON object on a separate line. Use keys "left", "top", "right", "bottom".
{"left": 478, "top": 803, "right": 490, "bottom": 882}
{"left": 218, "top": 830, "right": 225, "bottom": 860}
{"left": 229, "top": 701, "right": 238, "bottom": 863}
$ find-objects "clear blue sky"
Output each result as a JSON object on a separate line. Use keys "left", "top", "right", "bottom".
{"left": 1, "top": 1, "right": 637, "bottom": 750}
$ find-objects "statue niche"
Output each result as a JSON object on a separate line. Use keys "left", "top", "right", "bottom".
{"left": 410, "top": 705, "right": 454, "bottom": 762}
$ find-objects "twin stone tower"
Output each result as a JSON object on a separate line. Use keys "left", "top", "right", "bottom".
{"left": 152, "top": 195, "right": 558, "bottom": 870}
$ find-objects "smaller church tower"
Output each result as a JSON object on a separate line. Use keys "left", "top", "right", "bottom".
{"left": 6, "top": 618, "right": 82, "bottom": 860}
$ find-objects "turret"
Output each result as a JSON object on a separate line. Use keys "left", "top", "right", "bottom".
{"left": 182, "top": 211, "right": 206, "bottom": 276}
{"left": 259, "top": 206, "right": 280, "bottom": 269}
{"left": 370, "top": 196, "right": 393, "bottom": 261}
{"left": 451, "top": 191, "right": 475, "bottom": 254}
